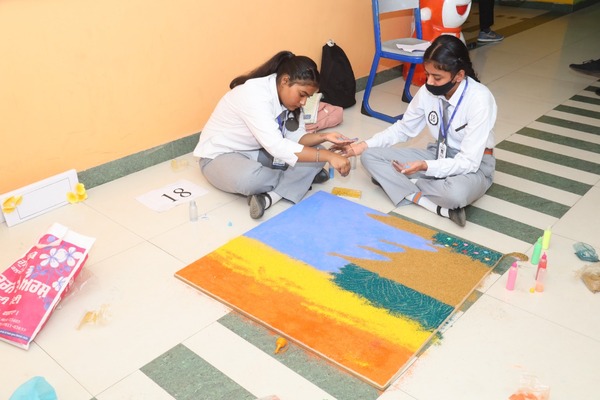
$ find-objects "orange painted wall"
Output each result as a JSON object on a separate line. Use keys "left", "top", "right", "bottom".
{"left": 0, "top": 0, "right": 411, "bottom": 193}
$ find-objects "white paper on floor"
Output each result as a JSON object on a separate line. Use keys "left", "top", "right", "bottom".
{"left": 136, "top": 179, "right": 209, "bottom": 212}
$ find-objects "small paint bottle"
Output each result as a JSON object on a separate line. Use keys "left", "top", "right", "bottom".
{"left": 506, "top": 262, "right": 518, "bottom": 291}
{"left": 542, "top": 227, "right": 552, "bottom": 250}
{"left": 531, "top": 237, "right": 543, "bottom": 265}
{"left": 189, "top": 200, "right": 198, "bottom": 222}
{"left": 535, "top": 266, "right": 546, "bottom": 292}
{"left": 536, "top": 253, "right": 547, "bottom": 280}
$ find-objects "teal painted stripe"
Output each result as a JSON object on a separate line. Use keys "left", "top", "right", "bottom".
{"left": 571, "top": 94, "right": 600, "bottom": 106}
{"left": 495, "top": 159, "right": 591, "bottom": 195}
{"left": 554, "top": 104, "right": 600, "bottom": 120}
{"left": 218, "top": 313, "right": 380, "bottom": 400}
{"left": 333, "top": 263, "right": 453, "bottom": 331}
{"left": 486, "top": 183, "right": 570, "bottom": 218}
{"left": 516, "top": 127, "right": 600, "bottom": 153}
{"left": 466, "top": 206, "right": 543, "bottom": 244}
{"left": 141, "top": 343, "right": 255, "bottom": 400}
{"left": 536, "top": 115, "right": 600, "bottom": 135}
{"left": 432, "top": 231, "right": 502, "bottom": 266}
{"left": 496, "top": 141, "right": 600, "bottom": 174}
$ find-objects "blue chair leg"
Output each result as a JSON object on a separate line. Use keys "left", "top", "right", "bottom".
{"left": 402, "top": 63, "right": 417, "bottom": 103}
{"left": 361, "top": 54, "right": 403, "bottom": 123}
{"left": 360, "top": 55, "right": 380, "bottom": 117}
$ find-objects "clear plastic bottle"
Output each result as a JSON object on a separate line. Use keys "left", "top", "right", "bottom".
{"left": 189, "top": 200, "right": 198, "bottom": 222}
{"left": 535, "top": 268, "right": 546, "bottom": 292}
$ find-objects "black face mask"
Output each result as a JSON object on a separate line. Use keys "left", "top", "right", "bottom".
{"left": 426, "top": 78, "right": 456, "bottom": 96}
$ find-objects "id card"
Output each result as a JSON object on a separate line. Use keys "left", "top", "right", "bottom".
{"left": 436, "top": 141, "right": 447, "bottom": 159}
{"left": 272, "top": 157, "right": 288, "bottom": 170}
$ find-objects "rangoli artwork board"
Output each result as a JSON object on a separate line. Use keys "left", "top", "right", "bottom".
{"left": 175, "top": 191, "right": 502, "bottom": 389}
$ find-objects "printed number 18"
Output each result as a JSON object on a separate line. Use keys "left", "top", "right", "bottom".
{"left": 162, "top": 188, "right": 192, "bottom": 202}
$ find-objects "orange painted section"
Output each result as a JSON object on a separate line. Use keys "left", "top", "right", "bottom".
{"left": 177, "top": 252, "right": 417, "bottom": 387}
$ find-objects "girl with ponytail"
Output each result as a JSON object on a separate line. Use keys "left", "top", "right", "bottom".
{"left": 194, "top": 51, "right": 353, "bottom": 219}
{"left": 337, "top": 35, "right": 497, "bottom": 227}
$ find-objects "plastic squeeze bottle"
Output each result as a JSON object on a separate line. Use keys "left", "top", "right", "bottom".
{"left": 531, "top": 237, "right": 543, "bottom": 265}
{"left": 536, "top": 253, "right": 547, "bottom": 279}
{"left": 506, "top": 262, "right": 518, "bottom": 290}
{"left": 189, "top": 200, "right": 198, "bottom": 222}
{"left": 535, "top": 253, "right": 547, "bottom": 292}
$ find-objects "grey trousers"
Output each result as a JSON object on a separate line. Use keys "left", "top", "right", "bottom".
{"left": 361, "top": 143, "right": 495, "bottom": 209}
{"left": 199, "top": 149, "right": 325, "bottom": 204}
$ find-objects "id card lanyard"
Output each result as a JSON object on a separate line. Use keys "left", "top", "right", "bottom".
{"left": 437, "top": 79, "right": 468, "bottom": 159}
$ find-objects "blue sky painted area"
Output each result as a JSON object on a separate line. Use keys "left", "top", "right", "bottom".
{"left": 244, "top": 191, "right": 437, "bottom": 272}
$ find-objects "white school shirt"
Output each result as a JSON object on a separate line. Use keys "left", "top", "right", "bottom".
{"left": 364, "top": 77, "right": 497, "bottom": 178}
{"left": 193, "top": 74, "right": 305, "bottom": 166}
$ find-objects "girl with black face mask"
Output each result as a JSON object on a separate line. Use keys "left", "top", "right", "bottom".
{"left": 335, "top": 35, "right": 497, "bottom": 227}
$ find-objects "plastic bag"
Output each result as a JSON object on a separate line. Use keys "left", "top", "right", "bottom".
{"left": 0, "top": 223, "right": 95, "bottom": 349}
{"left": 305, "top": 102, "right": 343, "bottom": 133}
{"left": 578, "top": 264, "right": 600, "bottom": 293}
{"left": 9, "top": 376, "right": 57, "bottom": 400}
{"left": 573, "top": 242, "right": 599, "bottom": 262}
{"left": 509, "top": 374, "right": 550, "bottom": 400}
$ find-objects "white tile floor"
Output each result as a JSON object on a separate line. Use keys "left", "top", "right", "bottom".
{"left": 2, "top": 3, "right": 600, "bottom": 399}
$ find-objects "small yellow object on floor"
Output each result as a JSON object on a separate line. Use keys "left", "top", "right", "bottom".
{"left": 331, "top": 187, "right": 362, "bottom": 199}
{"left": 2, "top": 195, "right": 22, "bottom": 214}
{"left": 274, "top": 337, "right": 288, "bottom": 354}
{"left": 67, "top": 183, "right": 88, "bottom": 204}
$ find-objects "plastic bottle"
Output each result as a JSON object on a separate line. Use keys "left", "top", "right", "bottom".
{"left": 189, "top": 200, "right": 198, "bottom": 222}
{"left": 536, "top": 253, "right": 547, "bottom": 280}
{"left": 535, "top": 267, "right": 546, "bottom": 292}
{"left": 506, "top": 262, "right": 518, "bottom": 290}
{"left": 542, "top": 228, "right": 551, "bottom": 250}
{"left": 531, "top": 237, "right": 543, "bottom": 265}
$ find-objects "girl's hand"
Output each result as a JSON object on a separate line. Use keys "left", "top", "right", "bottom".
{"left": 322, "top": 132, "right": 356, "bottom": 145}
{"left": 392, "top": 160, "right": 427, "bottom": 175}
{"left": 329, "top": 152, "right": 351, "bottom": 177}
{"left": 331, "top": 141, "right": 367, "bottom": 157}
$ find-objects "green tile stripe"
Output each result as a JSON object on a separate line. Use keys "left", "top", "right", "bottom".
{"left": 495, "top": 160, "right": 591, "bottom": 195}
{"left": 141, "top": 343, "right": 255, "bottom": 400}
{"left": 554, "top": 104, "right": 600, "bottom": 120}
{"left": 536, "top": 115, "right": 600, "bottom": 135}
{"left": 496, "top": 141, "right": 600, "bottom": 174}
{"left": 585, "top": 84, "right": 600, "bottom": 93}
{"left": 218, "top": 312, "right": 380, "bottom": 400}
{"left": 571, "top": 94, "right": 600, "bottom": 106}
{"left": 465, "top": 206, "right": 544, "bottom": 244}
{"left": 78, "top": 132, "right": 199, "bottom": 190}
{"left": 516, "top": 127, "right": 600, "bottom": 153}
{"left": 486, "top": 183, "right": 570, "bottom": 218}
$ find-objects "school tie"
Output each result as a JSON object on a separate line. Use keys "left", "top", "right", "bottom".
{"left": 436, "top": 100, "right": 451, "bottom": 159}
{"left": 277, "top": 110, "right": 287, "bottom": 134}
{"left": 442, "top": 100, "right": 450, "bottom": 134}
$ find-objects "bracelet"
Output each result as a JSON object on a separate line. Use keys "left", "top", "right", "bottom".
{"left": 316, "top": 148, "right": 320, "bottom": 162}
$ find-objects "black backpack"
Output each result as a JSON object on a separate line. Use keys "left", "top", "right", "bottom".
{"left": 319, "top": 42, "right": 356, "bottom": 109}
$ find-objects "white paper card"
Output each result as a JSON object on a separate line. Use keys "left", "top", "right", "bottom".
{"left": 136, "top": 179, "right": 209, "bottom": 212}
{"left": 1, "top": 169, "right": 79, "bottom": 227}
{"left": 396, "top": 41, "right": 431, "bottom": 52}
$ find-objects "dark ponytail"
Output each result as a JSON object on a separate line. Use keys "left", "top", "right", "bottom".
{"left": 230, "top": 51, "right": 320, "bottom": 89}
{"left": 423, "top": 35, "right": 479, "bottom": 82}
